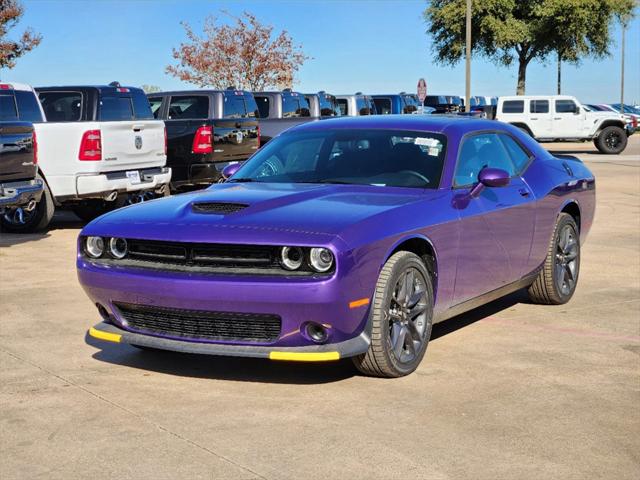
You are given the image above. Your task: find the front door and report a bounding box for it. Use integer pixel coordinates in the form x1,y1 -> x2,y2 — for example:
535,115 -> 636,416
451,132 -> 536,305
552,99 -> 584,137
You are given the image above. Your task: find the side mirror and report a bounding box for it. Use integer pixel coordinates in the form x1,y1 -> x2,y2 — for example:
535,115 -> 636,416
221,162 -> 243,180
469,167 -> 510,197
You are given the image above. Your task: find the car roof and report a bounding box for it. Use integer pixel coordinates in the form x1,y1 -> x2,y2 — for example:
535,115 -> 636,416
148,89 -> 252,96
36,85 -> 144,93
0,82 -> 35,91
286,114 -> 496,135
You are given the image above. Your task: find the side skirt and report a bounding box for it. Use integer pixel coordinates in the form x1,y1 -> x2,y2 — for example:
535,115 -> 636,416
433,271 -> 539,324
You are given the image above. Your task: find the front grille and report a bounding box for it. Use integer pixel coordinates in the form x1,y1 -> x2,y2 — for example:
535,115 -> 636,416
192,202 -> 248,214
127,240 -> 276,268
115,302 -> 281,343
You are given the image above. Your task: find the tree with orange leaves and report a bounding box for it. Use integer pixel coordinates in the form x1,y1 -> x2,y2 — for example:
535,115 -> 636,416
0,0 -> 41,69
167,11 -> 309,90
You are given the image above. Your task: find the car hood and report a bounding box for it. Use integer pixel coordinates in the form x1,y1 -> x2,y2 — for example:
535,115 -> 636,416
83,182 -> 434,247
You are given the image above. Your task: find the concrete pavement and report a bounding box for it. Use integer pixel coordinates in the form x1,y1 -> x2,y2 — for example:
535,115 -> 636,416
1,137 -> 639,480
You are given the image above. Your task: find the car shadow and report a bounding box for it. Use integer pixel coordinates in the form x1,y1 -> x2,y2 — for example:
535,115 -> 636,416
0,211 -> 84,247
87,290 -> 531,384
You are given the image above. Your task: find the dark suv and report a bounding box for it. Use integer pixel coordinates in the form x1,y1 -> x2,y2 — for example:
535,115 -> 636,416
148,89 -> 260,190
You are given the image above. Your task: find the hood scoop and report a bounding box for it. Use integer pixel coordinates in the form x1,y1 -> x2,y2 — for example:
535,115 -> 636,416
191,202 -> 249,215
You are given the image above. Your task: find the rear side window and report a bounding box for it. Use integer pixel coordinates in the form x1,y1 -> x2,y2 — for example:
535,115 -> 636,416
39,91 -> 82,122
167,96 -> 209,120
15,90 -> 43,122
99,96 -> 133,121
148,97 -> 163,119
356,97 -> 374,115
502,100 -> 524,114
337,99 -> 348,115
223,93 -> 247,118
403,95 -> 419,113
0,93 -> 18,120
454,133 -> 516,187
556,99 -> 577,114
279,94 -> 310,117
131,91 -> 154,120
424,96 -> 443,106
530,100 -> 549,114
244,95 -> 258,118
319,94 -> 339,116
373,98 -> 392,115
255,96 -> 270,118
499,134 -> 531,172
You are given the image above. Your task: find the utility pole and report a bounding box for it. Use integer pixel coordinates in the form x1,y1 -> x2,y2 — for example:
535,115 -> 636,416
620,23 -> 625,114
465,0 -> 471,112
557,52 -> 561,95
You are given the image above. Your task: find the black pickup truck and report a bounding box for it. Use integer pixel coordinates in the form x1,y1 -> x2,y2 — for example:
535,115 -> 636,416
0,89 -> 44,229
148,89 -> 260,191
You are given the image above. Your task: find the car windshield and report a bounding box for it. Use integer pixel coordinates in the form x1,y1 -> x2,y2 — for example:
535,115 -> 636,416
230,129 -> 447,189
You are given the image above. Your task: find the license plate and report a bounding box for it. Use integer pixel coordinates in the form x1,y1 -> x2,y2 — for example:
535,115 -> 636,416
126,171 -> 141,184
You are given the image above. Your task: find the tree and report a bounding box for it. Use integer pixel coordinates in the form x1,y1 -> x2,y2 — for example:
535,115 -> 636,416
424,0 -> 635,95
167,11 -> 309,90
0,0 -> 41,69
141,84 -> 161,93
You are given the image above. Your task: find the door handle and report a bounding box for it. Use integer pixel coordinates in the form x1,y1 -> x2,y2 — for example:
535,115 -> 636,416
553,117 -> 561,120
132,124 -> 145,132
530,117 -> 538,120
518,188 -> 530,197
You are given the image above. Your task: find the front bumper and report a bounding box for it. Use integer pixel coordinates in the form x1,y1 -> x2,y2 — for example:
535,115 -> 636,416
78,253 -> 374,357
88,321 -> 369,361
0,178 -> 44,208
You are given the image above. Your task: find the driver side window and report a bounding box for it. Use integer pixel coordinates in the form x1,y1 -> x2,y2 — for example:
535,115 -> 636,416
454,133 -> 517,187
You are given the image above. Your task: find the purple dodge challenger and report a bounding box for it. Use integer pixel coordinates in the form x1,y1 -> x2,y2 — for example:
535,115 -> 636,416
79,116 -> 595,377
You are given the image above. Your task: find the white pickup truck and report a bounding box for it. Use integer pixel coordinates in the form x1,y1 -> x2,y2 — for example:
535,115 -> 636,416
496,95 -> 630,154
0,83 -> 170,232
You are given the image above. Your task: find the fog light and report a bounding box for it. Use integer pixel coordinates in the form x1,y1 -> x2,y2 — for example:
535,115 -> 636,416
109,237 -> 128,259
305,322 -> 328,344
309,247 -> 334,272
85,236 -> 104,258
281,246 -> 303,270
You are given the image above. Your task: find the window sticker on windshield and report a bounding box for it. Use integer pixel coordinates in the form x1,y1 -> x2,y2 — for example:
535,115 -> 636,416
414,137 -> 439,147
428,146 -> 441,156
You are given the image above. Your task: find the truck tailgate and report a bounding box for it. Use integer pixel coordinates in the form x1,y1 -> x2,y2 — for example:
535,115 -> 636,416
101,120 -> 166,170
212,118 -> 259,161
0,121 -> 37,182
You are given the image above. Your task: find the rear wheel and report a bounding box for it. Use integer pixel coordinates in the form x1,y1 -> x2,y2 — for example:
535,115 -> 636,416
528,213 -> 580,305
0,176 -> 54,233
352,251 -> 433,378
595,126 -> 627,154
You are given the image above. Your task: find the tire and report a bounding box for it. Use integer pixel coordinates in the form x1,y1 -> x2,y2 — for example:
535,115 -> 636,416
72,199 -> 115,223
0,175 -> 54,233
352,251 -> 434,378
595,126 -> 627,154
528,213 -> 580,305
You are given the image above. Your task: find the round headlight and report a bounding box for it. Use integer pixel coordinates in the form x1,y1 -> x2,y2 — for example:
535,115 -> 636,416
109,237 -> 128,259
85,236 -> 104,258
309,247 -> 334,272
281,246 -> 303,270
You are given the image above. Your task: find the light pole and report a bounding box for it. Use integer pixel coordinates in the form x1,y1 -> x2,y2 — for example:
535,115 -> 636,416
465,0 -> 472,112
620,22 -> 625,114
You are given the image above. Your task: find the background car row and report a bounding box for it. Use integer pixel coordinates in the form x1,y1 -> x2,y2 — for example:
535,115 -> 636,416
0,80 -> 636,234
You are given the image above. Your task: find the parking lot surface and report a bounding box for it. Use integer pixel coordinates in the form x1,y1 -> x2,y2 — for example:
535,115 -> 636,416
1,137 -> 639,480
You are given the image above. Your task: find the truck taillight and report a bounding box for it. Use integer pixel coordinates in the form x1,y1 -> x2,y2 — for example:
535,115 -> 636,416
0,84 -> 13,90
257,125 -> 261,148
192,126 -> 213,154
79,130 -> 102,161
32,130 -> 38,165
633,117 -> 638,129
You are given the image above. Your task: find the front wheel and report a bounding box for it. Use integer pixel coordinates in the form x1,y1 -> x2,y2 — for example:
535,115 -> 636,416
352,251 -> 434,378
595,126 -> 627,154
528,213 -> 580,305
0,175 -> 54,233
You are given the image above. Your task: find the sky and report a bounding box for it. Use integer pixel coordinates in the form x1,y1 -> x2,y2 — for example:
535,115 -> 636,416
3,0 -> 640,104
